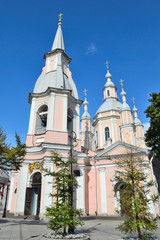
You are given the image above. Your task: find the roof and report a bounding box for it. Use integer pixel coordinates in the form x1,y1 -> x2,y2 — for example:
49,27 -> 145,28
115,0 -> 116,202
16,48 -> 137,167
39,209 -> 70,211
51,22 -> 64,51
33,71 -> 78,99
96,98 -> 122,114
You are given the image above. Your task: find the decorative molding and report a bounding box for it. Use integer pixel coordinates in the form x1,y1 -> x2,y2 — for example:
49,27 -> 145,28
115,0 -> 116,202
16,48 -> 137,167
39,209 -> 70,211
28,161 -> 43,174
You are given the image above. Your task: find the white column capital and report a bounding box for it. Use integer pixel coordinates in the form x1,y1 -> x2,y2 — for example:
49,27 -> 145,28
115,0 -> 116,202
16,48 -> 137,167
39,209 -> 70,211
99,167 -> 106,172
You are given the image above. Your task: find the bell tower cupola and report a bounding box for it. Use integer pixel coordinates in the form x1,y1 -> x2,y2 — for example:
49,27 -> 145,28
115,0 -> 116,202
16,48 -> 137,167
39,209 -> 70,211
103,62 -> 118,100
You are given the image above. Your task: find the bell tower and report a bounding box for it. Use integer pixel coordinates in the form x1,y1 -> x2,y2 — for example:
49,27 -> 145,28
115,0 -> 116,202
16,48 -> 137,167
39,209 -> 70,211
9,15 -> 82,217
26,15 -> 82,148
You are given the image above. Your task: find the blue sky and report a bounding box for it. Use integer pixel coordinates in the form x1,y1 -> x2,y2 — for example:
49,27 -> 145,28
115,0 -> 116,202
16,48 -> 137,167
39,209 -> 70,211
0,0 -> 160,145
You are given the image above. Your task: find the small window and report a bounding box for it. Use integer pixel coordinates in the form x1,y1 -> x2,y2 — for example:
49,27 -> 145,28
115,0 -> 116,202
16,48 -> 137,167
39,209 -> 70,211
105,127 -> 110,142
96,131 -> 98,148
107,90 -> 110,96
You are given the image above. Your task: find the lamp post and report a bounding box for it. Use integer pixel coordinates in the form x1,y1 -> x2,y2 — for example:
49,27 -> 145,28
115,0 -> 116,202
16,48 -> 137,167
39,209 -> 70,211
2,180 -> 10,218
68,130 -> 78,234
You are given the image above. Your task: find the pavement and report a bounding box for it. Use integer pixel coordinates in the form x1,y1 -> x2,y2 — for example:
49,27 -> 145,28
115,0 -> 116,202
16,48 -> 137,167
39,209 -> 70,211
0,217 -> 160,240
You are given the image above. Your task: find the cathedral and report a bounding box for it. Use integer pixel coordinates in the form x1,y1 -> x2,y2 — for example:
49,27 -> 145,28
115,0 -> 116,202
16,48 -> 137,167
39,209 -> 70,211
7,16 -> 158,218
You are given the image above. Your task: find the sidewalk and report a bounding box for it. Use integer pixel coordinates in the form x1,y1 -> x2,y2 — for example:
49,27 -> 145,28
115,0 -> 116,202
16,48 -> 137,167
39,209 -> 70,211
0,217 -> 160,240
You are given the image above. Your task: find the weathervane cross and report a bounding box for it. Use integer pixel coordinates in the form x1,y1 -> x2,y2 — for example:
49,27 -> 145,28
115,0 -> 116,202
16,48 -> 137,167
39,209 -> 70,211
83,89 -> 88,98
132,97 -> 136,105
105,61 -> 109,70
119,79 -> 124,88
58,13 -> 63,22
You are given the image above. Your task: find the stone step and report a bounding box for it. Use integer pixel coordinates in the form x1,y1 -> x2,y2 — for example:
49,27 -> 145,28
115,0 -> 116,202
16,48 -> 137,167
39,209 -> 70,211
5,213 -> 40,220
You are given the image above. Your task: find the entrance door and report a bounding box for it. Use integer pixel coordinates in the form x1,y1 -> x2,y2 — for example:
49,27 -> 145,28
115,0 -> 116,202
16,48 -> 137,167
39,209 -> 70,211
30,188 -> 38,215
25,188 -> 32,215
25,172 -> 41,216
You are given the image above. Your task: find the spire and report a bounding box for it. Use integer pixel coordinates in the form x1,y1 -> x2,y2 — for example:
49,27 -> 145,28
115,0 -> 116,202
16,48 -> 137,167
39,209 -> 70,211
120,79 -> 126,103
51,13 -> 65,51
83,89 -> 88,112
120,79 -> 130,111
81,89 -> 91,120
132,98 -> 142,125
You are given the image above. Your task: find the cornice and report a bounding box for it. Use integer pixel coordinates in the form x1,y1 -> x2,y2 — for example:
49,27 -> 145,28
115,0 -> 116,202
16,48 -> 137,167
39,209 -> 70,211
28,87 -> 83,105
43,49 -> 72,63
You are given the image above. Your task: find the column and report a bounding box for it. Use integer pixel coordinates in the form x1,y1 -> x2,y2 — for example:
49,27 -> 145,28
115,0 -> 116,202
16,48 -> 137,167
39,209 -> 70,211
99,167 -> 107,214
47,93 -> 55,130
63,95 -> 68,131
16,164 -> 28,214
28,97 -> 36,134
7,173 -> 15,211
43,162 -> 53,212
75,104 -> 80,139
76,167 -> 85,212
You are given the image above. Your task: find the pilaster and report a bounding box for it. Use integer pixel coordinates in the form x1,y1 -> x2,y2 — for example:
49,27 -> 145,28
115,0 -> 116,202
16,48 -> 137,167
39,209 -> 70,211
99,167 -> 107,214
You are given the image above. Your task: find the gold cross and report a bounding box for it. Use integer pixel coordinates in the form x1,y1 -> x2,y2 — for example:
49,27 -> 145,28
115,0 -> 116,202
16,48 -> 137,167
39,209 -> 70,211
58,13 -> 63,22
119,79 -> 124,88
132,97 -> 136,105
83,89 -> 88,98
105,61 -> 109,70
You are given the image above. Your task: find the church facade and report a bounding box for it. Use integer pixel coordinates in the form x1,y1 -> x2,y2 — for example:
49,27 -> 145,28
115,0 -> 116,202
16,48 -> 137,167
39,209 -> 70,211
7,17 -> 159,218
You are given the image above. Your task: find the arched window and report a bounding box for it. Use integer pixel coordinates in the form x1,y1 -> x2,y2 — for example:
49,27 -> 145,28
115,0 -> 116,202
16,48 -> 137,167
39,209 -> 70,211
107,90 -> 110,96
105,127 -> 110,142
36,105 -> 48,134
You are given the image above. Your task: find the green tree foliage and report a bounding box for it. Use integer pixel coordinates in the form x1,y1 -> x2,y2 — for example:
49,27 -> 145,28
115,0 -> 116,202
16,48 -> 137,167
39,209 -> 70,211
0,127 -> 26,171
115,152 -> 158,239
45,152 -> 83,237
144,92 -> 160,159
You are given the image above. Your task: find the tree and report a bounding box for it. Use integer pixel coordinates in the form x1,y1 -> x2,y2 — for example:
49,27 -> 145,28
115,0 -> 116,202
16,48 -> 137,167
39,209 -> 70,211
114,152 -> 158,239
44,152 -> 83,237
144,92 -> 160,160
0,127 -> 26,171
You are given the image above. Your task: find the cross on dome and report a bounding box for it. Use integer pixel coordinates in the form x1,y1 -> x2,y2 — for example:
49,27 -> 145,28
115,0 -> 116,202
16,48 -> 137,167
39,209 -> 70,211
83,89 -> 88,98
58,13 -> 63,23
119,79 -> 124,88
132,97 -> 136,105
105,61 -> 109,70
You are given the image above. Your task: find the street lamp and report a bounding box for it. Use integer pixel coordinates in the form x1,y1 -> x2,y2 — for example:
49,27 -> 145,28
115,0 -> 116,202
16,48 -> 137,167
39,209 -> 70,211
68,130 -> 77,234
2,180 -> 10,218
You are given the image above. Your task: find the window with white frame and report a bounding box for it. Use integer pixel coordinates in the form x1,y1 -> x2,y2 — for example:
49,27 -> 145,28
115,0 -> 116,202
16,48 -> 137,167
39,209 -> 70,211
105,127 -> 110,142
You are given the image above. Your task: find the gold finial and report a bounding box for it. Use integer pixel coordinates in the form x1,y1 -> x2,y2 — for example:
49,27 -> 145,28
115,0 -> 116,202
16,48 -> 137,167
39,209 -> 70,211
119,79 -> 124,88
58,13 -> 63,23
132,97 -> 136,105
105,61 -> 109,70
83,89 -> 88,98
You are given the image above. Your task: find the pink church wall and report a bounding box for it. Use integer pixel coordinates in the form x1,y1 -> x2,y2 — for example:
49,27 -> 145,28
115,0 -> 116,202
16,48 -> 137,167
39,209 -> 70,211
97,170 -> 101,214
106,171 -> 115,215
53,96 -> 63,130
88,169 -> 96,214
10,172 -> 20,213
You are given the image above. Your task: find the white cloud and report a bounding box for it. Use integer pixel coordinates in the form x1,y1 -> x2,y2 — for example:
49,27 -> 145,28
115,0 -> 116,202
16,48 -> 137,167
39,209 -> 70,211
143,122 -> 150,133
86,43 -> 97,55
